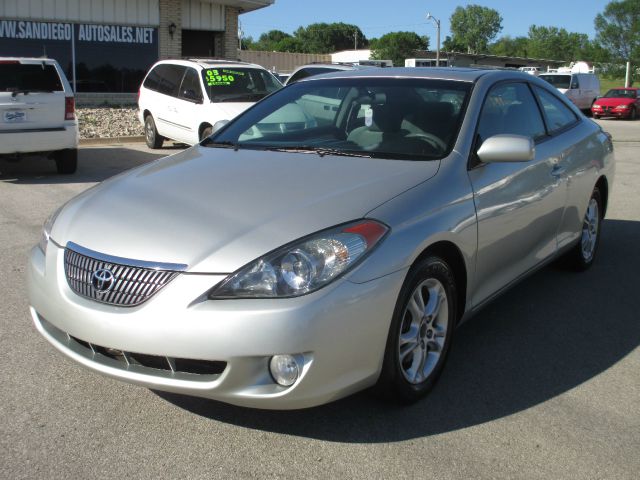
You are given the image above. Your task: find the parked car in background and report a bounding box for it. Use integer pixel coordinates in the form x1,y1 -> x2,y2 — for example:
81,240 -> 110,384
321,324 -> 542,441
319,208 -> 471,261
285,62 -> 372,85
518,66 -> 542,76
29,68 -> 614,409
591,87 -> 640,120
0,57 -> 78,174
539,72 -> 600,111
138,59 -> 282,148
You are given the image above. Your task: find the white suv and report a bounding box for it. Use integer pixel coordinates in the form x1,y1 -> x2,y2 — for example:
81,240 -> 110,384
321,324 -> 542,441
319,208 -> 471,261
138,59 -> 282,148
0,57 -> 79,174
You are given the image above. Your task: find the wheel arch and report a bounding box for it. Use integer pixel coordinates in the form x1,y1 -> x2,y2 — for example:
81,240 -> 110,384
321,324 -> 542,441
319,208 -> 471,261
595,175 -> 609,216
411,240 -> 468,324
143,109 -> 152,120
198,122 -> 213,139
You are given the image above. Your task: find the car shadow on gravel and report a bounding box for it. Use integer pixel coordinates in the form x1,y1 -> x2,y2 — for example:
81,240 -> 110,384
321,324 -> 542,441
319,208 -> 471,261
156,218 -> 640,442
0,146 -> 182,184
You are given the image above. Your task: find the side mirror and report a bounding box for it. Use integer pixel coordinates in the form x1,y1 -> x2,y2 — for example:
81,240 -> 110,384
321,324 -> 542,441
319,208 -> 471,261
570,82 -> 579,89
212,119 -> 229,133
477,134 -> 535,163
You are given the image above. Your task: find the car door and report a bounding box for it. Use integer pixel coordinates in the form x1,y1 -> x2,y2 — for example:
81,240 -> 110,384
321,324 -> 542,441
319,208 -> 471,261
172,67 -> 204,144
468,81 -> 567,306
153,64 -> 187,142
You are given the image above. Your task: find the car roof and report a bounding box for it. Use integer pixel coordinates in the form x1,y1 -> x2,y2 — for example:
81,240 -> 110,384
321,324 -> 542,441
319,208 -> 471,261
155,58 -> 267,70
298,67 -> 509,83
0,57 -> 59,65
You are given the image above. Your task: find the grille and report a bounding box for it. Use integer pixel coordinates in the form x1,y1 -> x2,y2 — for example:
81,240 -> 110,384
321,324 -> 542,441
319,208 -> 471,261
68,334 -> 227,377
64,247 -> 180,307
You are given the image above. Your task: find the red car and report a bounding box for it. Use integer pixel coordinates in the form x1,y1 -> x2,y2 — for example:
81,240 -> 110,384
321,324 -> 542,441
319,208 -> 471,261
591,87 -> 640,119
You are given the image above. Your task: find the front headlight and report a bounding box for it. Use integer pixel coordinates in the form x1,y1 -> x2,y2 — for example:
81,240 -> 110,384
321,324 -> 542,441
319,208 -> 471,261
38,206 -> 63,254
592,104 -> 602,109
209,220 -> 389,299
617,104 -> 630,109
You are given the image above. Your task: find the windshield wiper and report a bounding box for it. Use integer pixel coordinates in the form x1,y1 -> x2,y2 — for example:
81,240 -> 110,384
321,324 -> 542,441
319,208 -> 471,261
210,93 -> 267,103
201,139 -> 239,150
265,146 -> 372,158
9,89 -> 53,97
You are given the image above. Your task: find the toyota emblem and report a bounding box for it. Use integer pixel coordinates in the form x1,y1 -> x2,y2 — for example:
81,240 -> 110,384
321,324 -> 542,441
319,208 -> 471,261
92,268 -> 115,293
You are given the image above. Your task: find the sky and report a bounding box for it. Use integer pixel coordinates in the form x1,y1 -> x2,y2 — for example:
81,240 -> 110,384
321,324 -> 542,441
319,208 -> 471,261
240,0 -> 611,46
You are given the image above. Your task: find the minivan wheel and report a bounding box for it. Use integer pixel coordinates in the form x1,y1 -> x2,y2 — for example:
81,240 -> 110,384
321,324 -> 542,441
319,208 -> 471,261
54,148 -> 78,174
376,256 -> 457,403
561,187 -> 603,271
144,115 -> 164,149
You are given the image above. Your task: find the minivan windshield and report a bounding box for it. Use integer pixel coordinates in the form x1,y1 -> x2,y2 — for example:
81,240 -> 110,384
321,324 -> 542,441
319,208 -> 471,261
539,74 -> 572,89
201,67 -> 281,102
209,78 -> 471,160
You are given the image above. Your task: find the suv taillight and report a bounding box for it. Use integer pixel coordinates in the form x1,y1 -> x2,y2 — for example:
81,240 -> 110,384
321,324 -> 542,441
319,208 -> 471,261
65,97 -> 75,120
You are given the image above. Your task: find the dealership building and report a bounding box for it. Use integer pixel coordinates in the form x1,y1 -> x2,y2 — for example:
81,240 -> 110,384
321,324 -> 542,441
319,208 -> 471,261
0,0 -> 274,93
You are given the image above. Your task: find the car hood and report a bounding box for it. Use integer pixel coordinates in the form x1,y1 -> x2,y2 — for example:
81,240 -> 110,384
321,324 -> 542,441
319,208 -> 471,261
209,102 -> 253,121
52,146 -> 440,273
594,97 -> 635,107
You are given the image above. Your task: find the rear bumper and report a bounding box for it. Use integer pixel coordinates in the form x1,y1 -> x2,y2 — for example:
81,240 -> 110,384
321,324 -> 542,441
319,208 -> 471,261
0,123 -> 78,154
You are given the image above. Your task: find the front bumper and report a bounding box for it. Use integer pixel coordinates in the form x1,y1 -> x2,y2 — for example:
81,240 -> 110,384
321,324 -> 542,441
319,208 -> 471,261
0,123 -> 78,155
592,108 -> 632,118
28,243 -> 406,409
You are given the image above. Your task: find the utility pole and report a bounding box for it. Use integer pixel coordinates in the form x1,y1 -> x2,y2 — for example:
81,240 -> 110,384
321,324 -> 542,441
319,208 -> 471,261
426,13 -> 441,67
353,30 -> 358,50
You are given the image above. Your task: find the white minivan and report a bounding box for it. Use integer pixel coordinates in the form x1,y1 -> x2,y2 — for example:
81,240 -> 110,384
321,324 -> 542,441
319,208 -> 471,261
0,57 -> 79,173
539,72 -> 600,111
138,59 -> 282,148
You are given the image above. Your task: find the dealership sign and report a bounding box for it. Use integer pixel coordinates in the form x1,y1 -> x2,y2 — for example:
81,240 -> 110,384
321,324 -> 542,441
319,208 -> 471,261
0,20 -> 154,44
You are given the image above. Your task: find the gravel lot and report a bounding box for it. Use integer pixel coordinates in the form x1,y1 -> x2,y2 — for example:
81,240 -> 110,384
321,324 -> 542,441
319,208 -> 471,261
0,119 -> 638,479
77,107 -> 142,139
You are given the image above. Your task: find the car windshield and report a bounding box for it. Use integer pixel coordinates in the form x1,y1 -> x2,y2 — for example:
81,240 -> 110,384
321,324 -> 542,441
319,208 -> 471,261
603,89 -> 637,98
0,62 -> 63,93
539,75 -> 572,89
209,78 -> 472,160
201,67 -> 281,102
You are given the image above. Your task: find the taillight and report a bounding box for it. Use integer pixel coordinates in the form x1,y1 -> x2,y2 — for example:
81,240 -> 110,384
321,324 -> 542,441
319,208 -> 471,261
65,97 -> 75,120
137,88 -> 141,104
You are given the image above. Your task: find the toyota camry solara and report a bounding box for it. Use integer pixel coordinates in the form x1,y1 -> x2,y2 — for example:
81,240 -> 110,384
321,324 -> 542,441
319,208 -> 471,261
28,68 -> 615,409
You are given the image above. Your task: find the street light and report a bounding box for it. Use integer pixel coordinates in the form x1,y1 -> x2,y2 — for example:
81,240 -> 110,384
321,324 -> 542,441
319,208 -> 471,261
426,13 -> 441,67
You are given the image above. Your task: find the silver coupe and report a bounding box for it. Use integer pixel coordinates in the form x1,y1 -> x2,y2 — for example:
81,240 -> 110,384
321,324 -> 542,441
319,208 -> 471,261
28,68 -> 615,409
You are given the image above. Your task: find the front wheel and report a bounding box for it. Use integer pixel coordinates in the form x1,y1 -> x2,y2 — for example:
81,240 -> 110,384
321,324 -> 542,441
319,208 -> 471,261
376,256 -> 457,403
144,115 -> 164,149
561,187 -> 603,271
629,107 -> 637,120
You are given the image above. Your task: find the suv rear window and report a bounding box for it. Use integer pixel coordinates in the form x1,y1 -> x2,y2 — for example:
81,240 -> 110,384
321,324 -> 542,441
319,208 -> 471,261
200,67 -> 281,102
0,63 -> 63,92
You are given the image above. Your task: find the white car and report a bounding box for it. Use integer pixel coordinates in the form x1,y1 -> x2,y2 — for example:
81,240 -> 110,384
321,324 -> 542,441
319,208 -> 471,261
0,57 -> 79,174
138,59 -> 282,148
539,72 -> 601,111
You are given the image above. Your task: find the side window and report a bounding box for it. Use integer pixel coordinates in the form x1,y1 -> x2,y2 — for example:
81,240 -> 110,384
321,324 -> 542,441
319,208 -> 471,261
179,68 -> 203,102
153,64 -> 186,97
477,82 -> 546,144
533,86 -> 578,133
143,66 -> 161,92
288,69 -> 311,84
570,75 -> 580,89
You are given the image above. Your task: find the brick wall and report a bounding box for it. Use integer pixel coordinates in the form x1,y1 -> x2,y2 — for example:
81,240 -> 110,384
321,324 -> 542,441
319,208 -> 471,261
223,6 -> 240,60
159,0 -> 182,59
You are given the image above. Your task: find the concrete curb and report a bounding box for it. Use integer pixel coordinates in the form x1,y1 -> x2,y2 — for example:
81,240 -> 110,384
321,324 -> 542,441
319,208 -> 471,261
80,136 -> 145,146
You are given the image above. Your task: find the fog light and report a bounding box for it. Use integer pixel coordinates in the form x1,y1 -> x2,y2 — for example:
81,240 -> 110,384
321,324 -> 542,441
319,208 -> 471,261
269,354 -> 300,387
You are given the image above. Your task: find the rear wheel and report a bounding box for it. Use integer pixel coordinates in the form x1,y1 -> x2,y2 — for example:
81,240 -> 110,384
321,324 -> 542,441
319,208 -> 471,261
376,256 -> 457,403
54,148 -> 77,174
144,115 -> 164,149
561,187 -> 603,271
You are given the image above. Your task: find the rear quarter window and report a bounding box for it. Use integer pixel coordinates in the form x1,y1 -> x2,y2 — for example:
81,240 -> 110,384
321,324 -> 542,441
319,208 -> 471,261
143,64 -> 186,97
0,63 -> 63,92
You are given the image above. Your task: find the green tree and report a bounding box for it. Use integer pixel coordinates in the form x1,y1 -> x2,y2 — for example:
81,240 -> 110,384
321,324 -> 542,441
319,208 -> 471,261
595,0 -> 640,63
253,30 -> 293,51
442,35 -> 465,52
449,5 -> 502,54
527,25 -> 591,60
370,31 -> 427,67
489,36 -> 529,57
293,23 -> 368,53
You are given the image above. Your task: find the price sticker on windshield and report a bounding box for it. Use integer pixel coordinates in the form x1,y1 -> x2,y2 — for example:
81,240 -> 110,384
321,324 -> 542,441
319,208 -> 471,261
205,69 -> 244,86
364,107 -> 373,127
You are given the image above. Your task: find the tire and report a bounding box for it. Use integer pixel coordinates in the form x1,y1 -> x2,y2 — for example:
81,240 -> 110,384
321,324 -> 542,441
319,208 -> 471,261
375,256 -> 457,403
593,115 -> 601,120
200,125 -> 213,142
54,148 -> 78,174
629,107 -> 637,121
561,187 -> 603,271
144,115 -> 164,149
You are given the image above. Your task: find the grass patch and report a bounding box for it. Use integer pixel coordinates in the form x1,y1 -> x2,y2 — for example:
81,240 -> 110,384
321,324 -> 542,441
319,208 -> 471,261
599,77 -> 628,95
